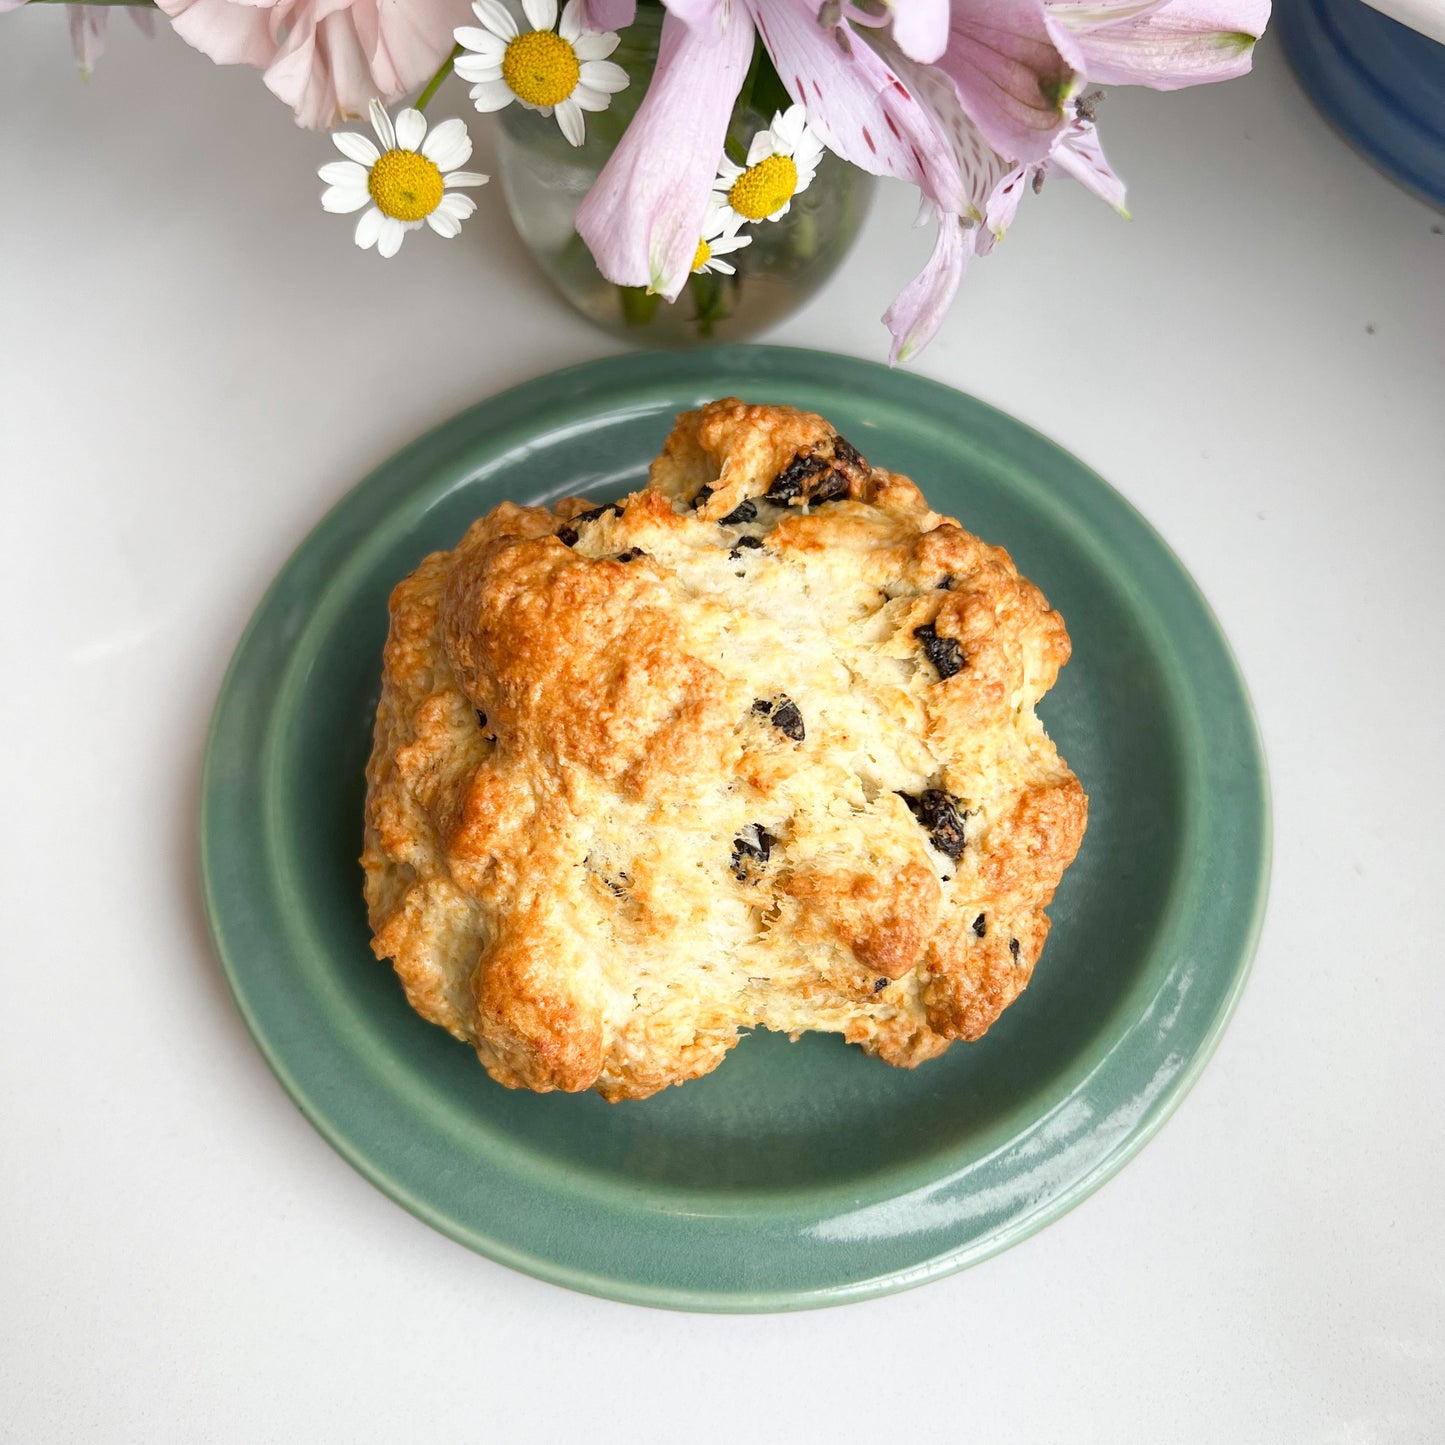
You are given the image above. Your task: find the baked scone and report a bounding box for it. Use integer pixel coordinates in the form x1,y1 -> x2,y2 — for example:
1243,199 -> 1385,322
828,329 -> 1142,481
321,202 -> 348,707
362,399 -> 1086,1101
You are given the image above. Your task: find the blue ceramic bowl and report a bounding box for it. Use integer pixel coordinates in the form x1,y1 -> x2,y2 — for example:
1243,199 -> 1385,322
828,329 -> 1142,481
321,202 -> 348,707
1279,0 -> 1445,205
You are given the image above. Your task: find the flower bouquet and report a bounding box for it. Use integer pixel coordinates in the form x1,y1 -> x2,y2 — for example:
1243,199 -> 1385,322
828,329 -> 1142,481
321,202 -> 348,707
9,0 -> 1269,358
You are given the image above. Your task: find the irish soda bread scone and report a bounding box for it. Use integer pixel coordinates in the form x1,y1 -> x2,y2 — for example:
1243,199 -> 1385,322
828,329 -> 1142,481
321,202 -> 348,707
362,399 -> 1086,1101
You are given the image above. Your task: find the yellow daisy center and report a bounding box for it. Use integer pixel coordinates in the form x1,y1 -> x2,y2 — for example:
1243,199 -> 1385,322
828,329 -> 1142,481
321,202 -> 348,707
502,30 -> 581,108
692,239 -> 711,272
727,153 -> 799,221
367,150 -> 444,222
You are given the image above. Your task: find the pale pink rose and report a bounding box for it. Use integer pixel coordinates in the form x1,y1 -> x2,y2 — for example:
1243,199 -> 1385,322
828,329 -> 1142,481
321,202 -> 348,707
154,0 -> 473,129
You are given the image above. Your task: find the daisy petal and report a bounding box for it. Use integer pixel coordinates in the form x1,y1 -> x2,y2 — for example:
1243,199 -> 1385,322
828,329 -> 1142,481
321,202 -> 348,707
795,132 -> 825,168
578,58 -> 629,92
455,55 -> 505,83
469,78 -> 516,111
427,209 -> 463,237
745,130 -> 774,165
322,184 -> 371,213
775,104 -> 806,147
368,99 -> 396,151
522,0 -> 558,30
444,170 -> 490,188
439,192 -> 479,219
333,131 -> 380,166
354,206 -> 384,249
572,84 -> 611,112
471,0 -> 518,39
318,160 -> 368,187
709,258 -> 735,274
394,108 -> 427,152
558,0 -> 583,40
572,31 -> 619,59
421,117 -> 473,169
377,215 -> 407,258
453,26 -> 506,58
555,96 -> 586,146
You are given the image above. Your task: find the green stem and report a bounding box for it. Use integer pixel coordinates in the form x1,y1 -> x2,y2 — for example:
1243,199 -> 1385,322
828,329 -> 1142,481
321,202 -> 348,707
414,44 -> 461,113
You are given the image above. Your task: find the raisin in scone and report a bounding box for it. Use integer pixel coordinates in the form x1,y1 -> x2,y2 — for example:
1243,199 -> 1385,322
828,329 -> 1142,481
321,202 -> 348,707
362,399 -> 1086,1101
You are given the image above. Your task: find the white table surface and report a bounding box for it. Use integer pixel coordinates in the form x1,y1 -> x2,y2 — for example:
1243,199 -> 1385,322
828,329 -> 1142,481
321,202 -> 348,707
3,13 -> 1443,1442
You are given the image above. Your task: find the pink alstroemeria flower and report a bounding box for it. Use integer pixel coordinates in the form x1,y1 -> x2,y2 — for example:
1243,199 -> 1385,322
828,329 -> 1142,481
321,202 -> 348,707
155,0 -> 471,129
581,0 -> 1268,358
881,0 -> 1267,358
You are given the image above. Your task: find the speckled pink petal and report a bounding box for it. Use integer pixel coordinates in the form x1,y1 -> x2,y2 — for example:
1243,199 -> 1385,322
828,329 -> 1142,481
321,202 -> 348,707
746,0 -> 963,211
1046,118 -> 1129,212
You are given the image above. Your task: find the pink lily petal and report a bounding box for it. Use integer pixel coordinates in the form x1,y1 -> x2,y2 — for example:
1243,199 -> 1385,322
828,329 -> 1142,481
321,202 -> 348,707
1047,0 -> 1171,29
662,0 -> 723,24
979,164 -> 1029,247
576,3 -> 752,299
936,0 -> 1081,165
1057,0 -> 1269,88
577,0 -> 635,26
747,0 -> 964,212
863,29 -> 1016,219
883,207 -> 975,364
1045,117 -> 1129,212
889,0 -> 950,62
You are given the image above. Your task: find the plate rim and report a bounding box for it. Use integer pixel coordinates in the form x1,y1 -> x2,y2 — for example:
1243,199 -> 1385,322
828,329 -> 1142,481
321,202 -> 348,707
199,344 -> 1271,1312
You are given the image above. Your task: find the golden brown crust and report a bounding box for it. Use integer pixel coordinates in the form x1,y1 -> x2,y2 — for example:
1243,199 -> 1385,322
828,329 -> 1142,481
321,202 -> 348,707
362,399 -> 1087,1099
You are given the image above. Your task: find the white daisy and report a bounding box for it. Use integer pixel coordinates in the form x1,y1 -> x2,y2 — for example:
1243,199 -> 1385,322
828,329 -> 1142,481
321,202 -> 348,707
691,208 -> 751,277
712,104 -> 825,226
319,101 -> 488,258
454,0 -> 629,148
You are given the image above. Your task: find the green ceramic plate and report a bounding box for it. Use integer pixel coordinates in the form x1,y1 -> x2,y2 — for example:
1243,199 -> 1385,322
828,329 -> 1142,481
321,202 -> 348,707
201,346 -> 1269,1311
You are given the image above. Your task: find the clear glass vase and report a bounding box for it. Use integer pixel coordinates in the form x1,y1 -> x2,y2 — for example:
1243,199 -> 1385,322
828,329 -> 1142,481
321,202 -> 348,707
493,7 -> 875,346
